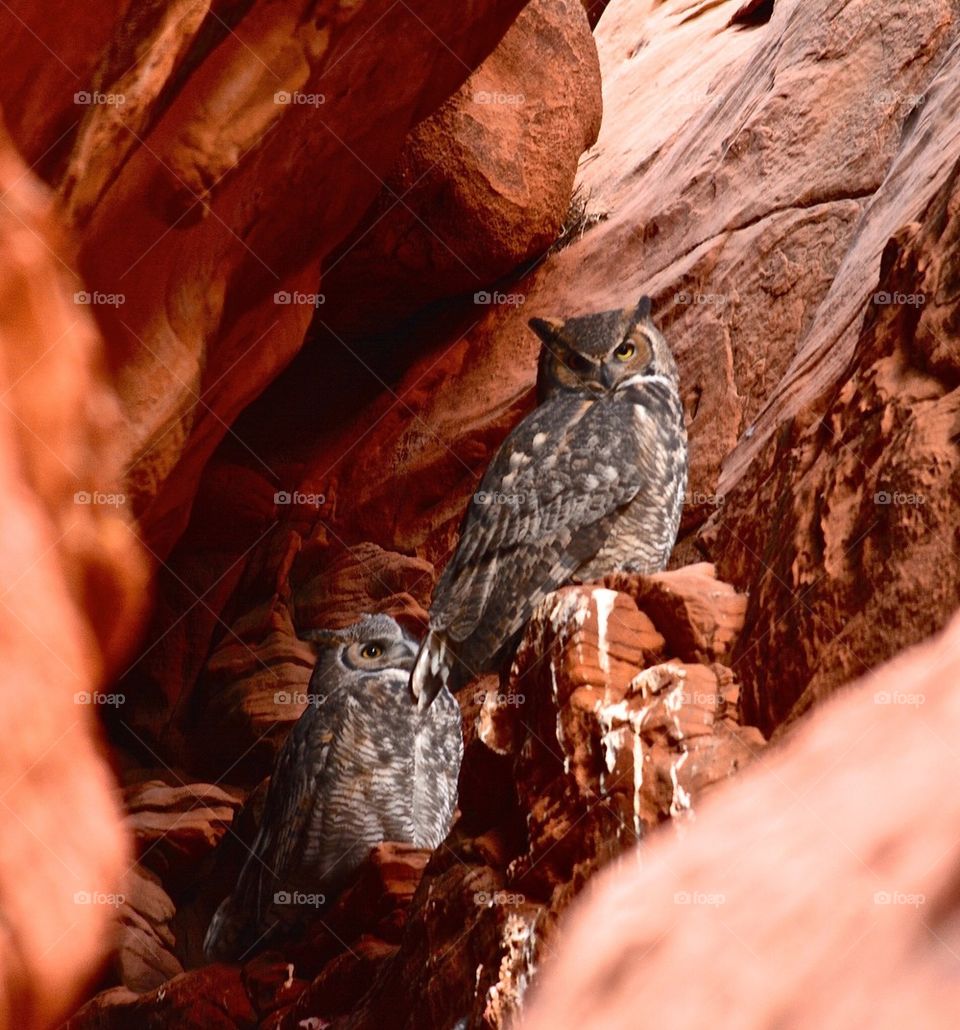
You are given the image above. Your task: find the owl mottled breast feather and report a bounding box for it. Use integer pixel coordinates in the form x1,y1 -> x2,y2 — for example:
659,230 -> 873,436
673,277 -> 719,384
412,296 -> 688,703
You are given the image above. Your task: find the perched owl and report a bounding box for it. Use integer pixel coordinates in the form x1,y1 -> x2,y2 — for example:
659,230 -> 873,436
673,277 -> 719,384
204,614 -> 462,962
411,296 -> 687,706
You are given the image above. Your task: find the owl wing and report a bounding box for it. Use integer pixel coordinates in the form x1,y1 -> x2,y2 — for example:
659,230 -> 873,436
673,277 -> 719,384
223,698 -> 336,948
431,393 -> 647,645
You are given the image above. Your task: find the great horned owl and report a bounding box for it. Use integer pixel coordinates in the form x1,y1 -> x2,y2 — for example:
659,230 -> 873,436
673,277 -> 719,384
411,296 -> 687,705
204,614 -> 462,962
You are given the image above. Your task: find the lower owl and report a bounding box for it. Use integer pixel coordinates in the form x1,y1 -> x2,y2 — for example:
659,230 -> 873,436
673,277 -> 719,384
204,614 -> 462,962
411,295 -> 688,706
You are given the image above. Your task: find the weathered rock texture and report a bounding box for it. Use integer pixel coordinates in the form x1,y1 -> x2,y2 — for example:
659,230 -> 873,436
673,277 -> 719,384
112,0 -> 603,773
150,0 -> 960,727
123,0 -> 960,1021
0,130 -> 147,1026
0,1 -> 604,1023
523,609 -> 960,1030
711,126 -> 960,734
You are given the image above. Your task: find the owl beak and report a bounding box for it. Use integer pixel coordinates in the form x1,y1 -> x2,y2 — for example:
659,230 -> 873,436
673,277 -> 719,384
600,363 -> 618,390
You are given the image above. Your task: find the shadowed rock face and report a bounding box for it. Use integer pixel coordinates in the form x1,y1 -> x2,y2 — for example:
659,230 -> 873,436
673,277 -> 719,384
0,1 -> 594,1023
3,0 -> 960,1026
711,159 -> 960,735
136,0 -> 960,766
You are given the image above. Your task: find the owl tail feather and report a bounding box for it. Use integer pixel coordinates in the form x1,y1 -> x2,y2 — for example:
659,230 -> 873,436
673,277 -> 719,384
411,630 -> 478,709
203,892 -> 260,964
411,630 -> 448,711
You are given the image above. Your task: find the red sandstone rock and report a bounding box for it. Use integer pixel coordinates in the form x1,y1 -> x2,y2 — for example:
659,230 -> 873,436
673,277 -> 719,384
114,865 -> 183,993
503,580 -> 762,897
72,562 -> 759,1025
174,0 -> 960,753
207,0 -> 960,585
707,149 -> 960,734
0,0 -> 537,557
295,573 -> 761,1027
603,562 -> 748,663
67,963 -> 257,1029
320,0 -> 602,340
123,780 -> 243,882
6,0 -> 960,1027
0,127 -> 147,1026
522,611 -> 960,1030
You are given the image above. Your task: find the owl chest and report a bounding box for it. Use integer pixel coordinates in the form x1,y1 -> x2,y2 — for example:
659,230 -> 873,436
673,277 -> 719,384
302,703 -> 418,883
576,404 -> 686,577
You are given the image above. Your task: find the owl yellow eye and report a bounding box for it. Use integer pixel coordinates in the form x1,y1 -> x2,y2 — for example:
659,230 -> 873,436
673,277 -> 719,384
614,341 -> 636,361
360,643 -> 383,659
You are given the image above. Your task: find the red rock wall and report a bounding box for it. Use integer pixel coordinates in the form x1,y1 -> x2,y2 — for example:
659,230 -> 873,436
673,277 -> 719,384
0,0 -> 538,557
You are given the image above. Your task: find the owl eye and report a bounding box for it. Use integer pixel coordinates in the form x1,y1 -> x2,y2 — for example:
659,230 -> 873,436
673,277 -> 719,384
360,643 -> 383,659
614,341 -> 636,361
565,352 -> 591,374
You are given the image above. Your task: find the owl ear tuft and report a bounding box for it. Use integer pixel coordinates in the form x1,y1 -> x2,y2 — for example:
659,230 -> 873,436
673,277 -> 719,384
632,295 -> 653,325
300,627 -> 347,648
528,316 -> 563,343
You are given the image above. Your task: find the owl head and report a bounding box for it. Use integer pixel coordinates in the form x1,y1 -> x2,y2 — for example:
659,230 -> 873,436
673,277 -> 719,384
529,296 -> 677,402
302,614 -> 420,685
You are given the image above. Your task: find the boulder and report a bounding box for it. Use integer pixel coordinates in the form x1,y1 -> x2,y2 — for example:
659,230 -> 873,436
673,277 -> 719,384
319,0 -> 602,339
